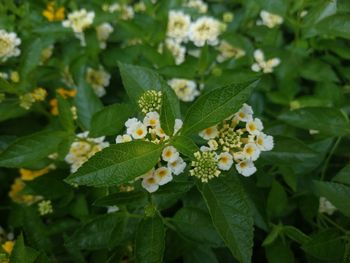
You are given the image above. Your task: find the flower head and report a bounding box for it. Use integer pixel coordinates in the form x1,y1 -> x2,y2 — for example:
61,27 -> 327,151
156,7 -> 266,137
43,1 -> 65,22
246,118 -> 263,135
96,23 -> 113,49
165,38 -> 186,65
168,78 -> 199,102
216,41 -> 245,62
168,157 -> 187,175
189,16 -> 222,47
86,67 -> 110,97
38,200 -> 53,216
167,11 -> 191,42
235,160 -> 257,177
162,146 -> 180,163
143,111 -> 160,127
217,152 -> 233,171
251,49 -> 280,73
154,167 -> 173,185
62,9 -> 95,33
199,125 -> 219,140
258,10 -> 283,28
190,150 -> 221,182
0,30 -> 21,61
141,170 -> 160,193
138,90 -> 162,114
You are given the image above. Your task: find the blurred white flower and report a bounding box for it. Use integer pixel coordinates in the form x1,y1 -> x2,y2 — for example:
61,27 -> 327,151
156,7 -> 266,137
167,78 -> 199,102
185,0 -> 208,13
319,197 -> 337,215
216,41 -> 245,62
235,103 -> 254,122
0,29 -> 21,61
167,10 -> 191,43
257,10 -> 283,28
251,49 -> 280,73
165,38 -> 186,65
246,118 -> 263,135
189,16 -> 222,47
86,67 -> 110,97
96,23 -> 113,49
255,133 -> 274,151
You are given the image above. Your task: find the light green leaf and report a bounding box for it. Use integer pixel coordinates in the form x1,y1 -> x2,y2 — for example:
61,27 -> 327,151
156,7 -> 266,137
90,103 -> 135,137
197,176 -> 254,263
9,234 -> 39,263
313,180 -> 350,217
65,141 -> 163,187
135,214 -> 165,263
0,100 -> 27,122
160,91 -> 175,136
0,130 -> 66,168
181,81 -> 258,135
171,135 -> 199,158
283,226 -> 310,245
315,14 -> 350,39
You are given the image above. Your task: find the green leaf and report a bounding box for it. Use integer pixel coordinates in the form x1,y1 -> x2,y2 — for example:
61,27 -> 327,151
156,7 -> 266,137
57,95 -> 75,132
181,80 -> 258,135
171,135 -> 199,158
266,180 -> 288,218
283,226 -> 310,245
315,14 -> 350,39
332,164 -> 350,185
313,180 -> 350,217
135,214 -> 165,263
94,191 -> 147,207
265,239 -> 295,263
262,224 -> 283,246
10,234 -> 39,263
302,229 -> 345,261
90,103 -> 135,137
118,62 -> 162,103
65,140 -> 163,187
197,176 -> 254,263
0,100 -> 27,122
172,207 -> 223,247
183,245 -> 218,263
71,57 -> 103,130
259,136 -> 318,166
160,91 -> 175,136
65,213 -> 125,250
0,130 -> 66,168
279,107 -> 350,136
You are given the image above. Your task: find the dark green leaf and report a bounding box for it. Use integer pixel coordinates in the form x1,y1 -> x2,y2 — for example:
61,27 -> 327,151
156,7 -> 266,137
94,191 -> 146,207
160,92 -> 175,136
90,103 -> 135,137
135,214 -> 165,263
197,176 -> 254,263
332,164 -> 350,185
171,135 -> 199,158
9,234 -> 39,263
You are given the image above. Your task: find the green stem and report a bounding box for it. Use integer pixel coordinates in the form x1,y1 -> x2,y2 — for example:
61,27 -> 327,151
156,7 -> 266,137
320,137 -> 341,181
320,214 -> 348,233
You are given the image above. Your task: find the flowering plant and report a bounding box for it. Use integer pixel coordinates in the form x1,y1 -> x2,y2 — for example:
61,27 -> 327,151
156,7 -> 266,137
0,1 -> 350,263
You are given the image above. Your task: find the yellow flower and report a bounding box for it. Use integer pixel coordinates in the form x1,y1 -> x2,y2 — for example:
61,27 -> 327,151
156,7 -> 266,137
49,98 -> 59,116
8,178 -> 39,204
57,87 -> 77,98
19,167 -> 50,181
2,241 -> 14,255
43,1 -> 65,22
31,88 -> 47,102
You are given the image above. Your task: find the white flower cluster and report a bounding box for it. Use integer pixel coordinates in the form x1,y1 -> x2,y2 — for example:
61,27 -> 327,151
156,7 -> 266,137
257,10 -> 283,28
38,200 -> 53,216
185,0 -> 208,13
62,9 -> 95,46
65,132 -> 109,173
216,40 -> 246,63
164,9 -> 223,64
86,66 -> 111,97
104,3 -> 134,20
0,29 -> 21,62
167,78 -> 200,102
96,23 -> 114,49
116,112 -> 186,193
251,49 -> 280,73
191,104 -> 273,181
319,197 -> 337,215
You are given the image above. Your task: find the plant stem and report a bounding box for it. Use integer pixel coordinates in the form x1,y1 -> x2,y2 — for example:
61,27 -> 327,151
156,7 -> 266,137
320,137 -> 341,181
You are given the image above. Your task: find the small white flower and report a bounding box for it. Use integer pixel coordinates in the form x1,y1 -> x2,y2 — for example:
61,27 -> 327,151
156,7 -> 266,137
255,133 -> 274,151
0,30 -> 21,61
258,10 -> 283,28
242,143 -> 260,161
189,16 -> 222,47
125,118 -> 139,128
235,103 -> 254,122
155,126 -> 169,139
185,0 -> 208,13
107,205 -> 119,213
154,167 -> 173,185
208,139 -> 218,150
251,49 -> 280,73
235,160 -> 257,177
174,119 -> 183,134
168,78 -> 200,102
319,197 -> 337,215
168,157 -> 187,175
246,118 -> 263,135
165,38 -> 186,65
162,146 -> 180,163
167,10 -> 191,42
200,146 -> 211,152
217,152 -> 233,171
115,134 -> 133,144
143,111 -> 160,127
141,172 -> 160,193
96,23 -> 113,49
216,41 -> 246,62
62,9 -> 95,33
199,125 -> 219,140
128,122 -> 148,139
